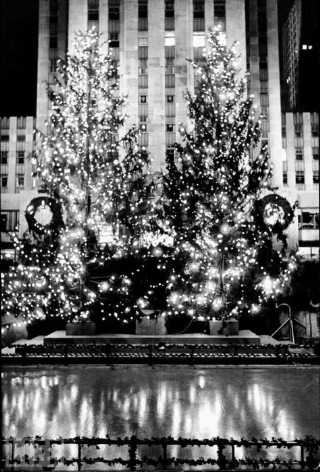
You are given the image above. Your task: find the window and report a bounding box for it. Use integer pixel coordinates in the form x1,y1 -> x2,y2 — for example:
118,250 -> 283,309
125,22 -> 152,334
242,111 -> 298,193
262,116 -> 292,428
16,151 -> 25,164
138,47 -> 148,89
1,151 -> 8,165
165,47 -> 175,88
313,170 -> 319,184
138,0 -> 148,30
311,113 -> 319,137
295,149 -> 303,160
15,174 -> 25,192
1,175 -> 8,192
165,0 -> 174,30
166,124 -> 175,132
139,96 -> 148,118
194,0 -> 205,31
296,170 -> 305,184
139,123 -> 147,132
166,147 -> 175,160
214,0 -> 226,30
109,33 -> 119,48
294,113 -> 303,137
0,211 -> 19,231
17,117 -> 26,129
300,211 -> 319,229
1,117 -> 9,129
282,161 -> 288,186
260,81 -> 268,93
312,147 -> 319,160
88,0 -> 99,21
1,135 -> 9,143
109,0 -> 119,20
166,96 -> 175,117
50,36 -> 58,49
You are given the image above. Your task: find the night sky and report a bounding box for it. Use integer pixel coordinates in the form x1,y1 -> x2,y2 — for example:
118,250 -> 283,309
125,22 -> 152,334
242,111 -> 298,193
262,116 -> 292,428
0,0 -> 39,117
0,0 -> 319,117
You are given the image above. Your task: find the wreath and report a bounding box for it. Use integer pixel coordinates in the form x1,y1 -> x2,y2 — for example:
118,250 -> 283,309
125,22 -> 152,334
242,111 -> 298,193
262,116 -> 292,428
25,196 -> 64,236
254,194 -> 295,247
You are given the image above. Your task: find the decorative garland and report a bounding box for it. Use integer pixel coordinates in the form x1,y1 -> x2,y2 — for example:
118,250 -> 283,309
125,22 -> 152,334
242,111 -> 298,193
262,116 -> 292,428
4,435 -> 320,469
25,196 -> 64,236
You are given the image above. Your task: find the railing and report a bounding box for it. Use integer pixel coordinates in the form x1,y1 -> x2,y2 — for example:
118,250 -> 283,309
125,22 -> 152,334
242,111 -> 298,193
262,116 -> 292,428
2,435 -> 320,470
2,342 -> 319,365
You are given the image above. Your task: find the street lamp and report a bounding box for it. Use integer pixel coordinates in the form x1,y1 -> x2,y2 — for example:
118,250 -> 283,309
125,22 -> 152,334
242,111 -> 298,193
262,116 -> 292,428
271,303 -> 306,344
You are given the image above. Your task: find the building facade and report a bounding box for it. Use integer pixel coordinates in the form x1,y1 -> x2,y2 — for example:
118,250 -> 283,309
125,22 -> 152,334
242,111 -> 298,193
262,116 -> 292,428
0,0 -> 319,258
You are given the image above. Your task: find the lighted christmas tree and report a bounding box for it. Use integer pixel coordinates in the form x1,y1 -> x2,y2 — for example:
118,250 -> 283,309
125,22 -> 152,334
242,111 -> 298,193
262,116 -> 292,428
159,27 -> 296,321
1,29 -> 153,326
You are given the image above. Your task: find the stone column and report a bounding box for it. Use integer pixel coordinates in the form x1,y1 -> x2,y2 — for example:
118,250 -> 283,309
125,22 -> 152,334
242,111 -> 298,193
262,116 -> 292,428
267,0 -> 283,189
148,0 -> 165,169
120,0 -> 138,135
68,0 -> 88,52
226,0 -> 246,75
175,0 -> 193,135
36,0 -> 50,132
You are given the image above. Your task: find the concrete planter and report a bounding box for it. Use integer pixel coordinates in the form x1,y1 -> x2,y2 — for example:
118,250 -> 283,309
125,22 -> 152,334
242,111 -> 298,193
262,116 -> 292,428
66,322 -> 96,336
209,319 -> 239,336
135,314 -> 167,335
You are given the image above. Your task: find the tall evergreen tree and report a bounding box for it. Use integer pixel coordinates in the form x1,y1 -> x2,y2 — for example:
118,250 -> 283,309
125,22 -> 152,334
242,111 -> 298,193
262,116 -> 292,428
158,27 -> 295,320
1,29 -> 152,325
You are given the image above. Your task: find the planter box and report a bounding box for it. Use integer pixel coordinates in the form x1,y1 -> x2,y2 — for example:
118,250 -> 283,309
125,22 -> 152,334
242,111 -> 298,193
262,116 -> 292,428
135,314 -> 167,335
209,319 -> 239,336
66,322 -> 96,336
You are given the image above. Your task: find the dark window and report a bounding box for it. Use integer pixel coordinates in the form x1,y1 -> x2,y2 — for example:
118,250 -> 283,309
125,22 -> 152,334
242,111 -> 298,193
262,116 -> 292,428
140,95 -> 147,103
166,124 -> 175,132
165,0 -> 174,17
165,0 -> 174,29
295,149 -> 303,160
0,214 -> 7,231
138,0 -> 148,30
166,148 -> 175,160
194,0 -> 204,18
312,147 -> 319,160
1,151 -> 8,164
1,175 -> 8,187
296,171 -> 305,184
16,151 -> 25,164
138,0 -> 148,17
109,0 -> 120,20
88,0 -> 99,20
214,0 -> 225,17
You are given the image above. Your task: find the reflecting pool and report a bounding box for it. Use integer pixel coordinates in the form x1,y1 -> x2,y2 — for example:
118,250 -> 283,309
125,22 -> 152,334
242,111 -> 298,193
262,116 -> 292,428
3,365 -> 319,439
2,365 -> 320,469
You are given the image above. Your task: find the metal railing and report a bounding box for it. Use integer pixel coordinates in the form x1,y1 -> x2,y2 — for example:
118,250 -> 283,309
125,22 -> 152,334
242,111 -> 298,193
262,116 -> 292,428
2,435 -> 320,470
2,342 -> 319,365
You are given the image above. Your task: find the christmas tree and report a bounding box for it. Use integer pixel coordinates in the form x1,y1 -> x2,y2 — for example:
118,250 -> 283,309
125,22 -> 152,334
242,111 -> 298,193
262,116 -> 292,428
1,29 -> 153,326
158,27 -> 296,322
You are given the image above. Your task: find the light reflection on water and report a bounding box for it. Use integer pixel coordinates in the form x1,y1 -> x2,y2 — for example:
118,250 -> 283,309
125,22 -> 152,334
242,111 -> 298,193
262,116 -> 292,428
2,366 -> 320,467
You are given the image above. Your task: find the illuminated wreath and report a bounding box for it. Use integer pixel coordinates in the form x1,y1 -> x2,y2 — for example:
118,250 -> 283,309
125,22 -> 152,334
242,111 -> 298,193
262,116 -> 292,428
25,196 -> 64,236
254,194 -> 295,236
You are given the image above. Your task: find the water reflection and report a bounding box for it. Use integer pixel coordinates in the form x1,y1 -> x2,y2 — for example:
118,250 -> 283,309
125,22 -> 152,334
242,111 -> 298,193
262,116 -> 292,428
2,367 -> 319,442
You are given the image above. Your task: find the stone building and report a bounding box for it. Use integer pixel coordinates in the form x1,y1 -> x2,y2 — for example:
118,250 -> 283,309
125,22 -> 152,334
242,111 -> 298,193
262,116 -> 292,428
0,0 -> 319,258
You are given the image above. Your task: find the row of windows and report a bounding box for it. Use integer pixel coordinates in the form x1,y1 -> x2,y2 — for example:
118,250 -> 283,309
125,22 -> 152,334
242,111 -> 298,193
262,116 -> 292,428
84,0 -> 226,33
0,151 -> 26,165
282,170 -> 319,186
0,174 -> 26,193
